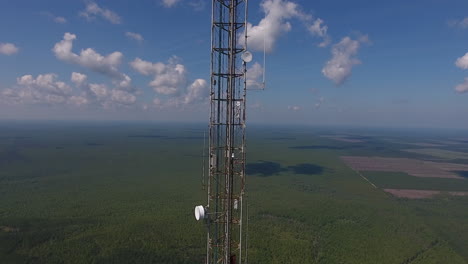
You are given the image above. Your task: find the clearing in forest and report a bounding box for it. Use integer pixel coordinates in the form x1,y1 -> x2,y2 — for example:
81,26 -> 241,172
341,156 -> 468,179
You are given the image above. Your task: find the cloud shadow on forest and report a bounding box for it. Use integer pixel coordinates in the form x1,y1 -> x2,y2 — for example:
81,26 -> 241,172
246,160 -> 325,177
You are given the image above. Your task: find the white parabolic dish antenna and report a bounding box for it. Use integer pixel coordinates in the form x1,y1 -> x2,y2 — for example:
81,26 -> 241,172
241,51 -> 253,63
194,205 -> 205,221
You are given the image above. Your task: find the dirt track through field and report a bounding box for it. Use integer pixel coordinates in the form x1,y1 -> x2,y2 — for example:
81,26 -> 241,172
341,156 -> 468,179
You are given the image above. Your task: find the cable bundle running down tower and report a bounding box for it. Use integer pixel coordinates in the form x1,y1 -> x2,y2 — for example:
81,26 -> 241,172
194,0 -> 250,263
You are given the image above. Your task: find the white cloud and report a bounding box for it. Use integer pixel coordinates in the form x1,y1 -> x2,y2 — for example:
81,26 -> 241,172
161,0 -> 182,7
246,62 -> 264,89
17,74 -> 72,95
1,73 -> 74,105
129,58 -> 165,75
70,72 -> 138,108
245,0 -> 309,53
131,56 -> 208,108
130,56 -> 186,95
54,16 -> 67,23
125,32 -> 144,42
41,12 -> 67,24
70,72 -> 106,99
71,71 -> 139,108
71,72 -> 88,86
79,2 -> 121,24
53,33 -> 132,90
0,43 -> 19,55
449,17 -> 468,29
68,95 -> 88,106
89,83 -> 109,98
308,18 -> 331,47
153,97 -> 162,106
244,0 -> 330,52
1,71 -> 140,109
455,52 -> 468,69
189,0 -> 206,11
314,97 -> 325,109
322,35 -> 369,85
111,90 -> 136,105
183,79 -> 208,104
455,78 -> 468,93
288,105 -> 301,111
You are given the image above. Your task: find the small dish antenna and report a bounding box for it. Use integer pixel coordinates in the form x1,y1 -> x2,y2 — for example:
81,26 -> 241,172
194,205 -> 206,221
241,51 -> 253,63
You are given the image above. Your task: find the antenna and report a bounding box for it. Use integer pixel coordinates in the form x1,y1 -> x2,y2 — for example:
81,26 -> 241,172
241,51 -> 253,63
194,1 -> 252,263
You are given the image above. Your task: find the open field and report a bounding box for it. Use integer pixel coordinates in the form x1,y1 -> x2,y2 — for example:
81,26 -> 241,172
0,122 -> 468,263
363,171 -> 468,192
341,156 -> 468,179
402,148 -> 468,160
383,189 -> 468,199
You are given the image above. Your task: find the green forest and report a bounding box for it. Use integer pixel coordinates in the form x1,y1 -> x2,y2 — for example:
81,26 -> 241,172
0,122 -> 467,263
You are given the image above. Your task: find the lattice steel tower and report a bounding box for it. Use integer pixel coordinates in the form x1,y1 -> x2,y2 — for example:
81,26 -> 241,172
194,0 -> 250,263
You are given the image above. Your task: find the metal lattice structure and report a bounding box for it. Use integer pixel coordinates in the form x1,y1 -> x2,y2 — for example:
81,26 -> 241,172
204,0 -> 249,263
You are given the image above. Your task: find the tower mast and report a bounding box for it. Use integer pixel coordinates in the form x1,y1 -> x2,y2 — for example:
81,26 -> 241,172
195,1 -> 249,263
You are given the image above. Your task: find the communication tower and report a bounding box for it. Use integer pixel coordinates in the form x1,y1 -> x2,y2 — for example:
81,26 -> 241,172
194,0 -> 251,263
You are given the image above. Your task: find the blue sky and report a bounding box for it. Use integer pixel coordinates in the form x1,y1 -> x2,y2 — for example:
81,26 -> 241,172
0,0 -> 467,129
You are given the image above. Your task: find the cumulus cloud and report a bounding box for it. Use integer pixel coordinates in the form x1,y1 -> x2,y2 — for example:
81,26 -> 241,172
308,18 -> 331,47
54,16 -> 67,24
71,72 -> 87,86
0,43 -> 19,55
125,32 -> 144,42
288,105 -> 301,111
131,56 -> 208,108
79,1 -> 121,24
17,74 -> 72,95
88,83 -> 108,98
245,0 -> 308,52
454,52 -> 468,94
1,73 -> 81,106
1,71 -> 139,110
244,0 -> 330,52
455,52 -> 468,69
449,17 -> 468,29
189,0 -> 206,11
183,79 -> 208,104
130,58 -> 165,76
160,0 -> 204,10
69,72 -> 138,107
246,62 -> 264,89
53,33 -> 122,78
41,11 -> 67,23
130,56 -> 186,95
161,0 -> 182,7
111,90 -> 136,105
68,95 -> 88,106
314,97 -> 325,109
153,97 -> 163,107
53,33 -> 132,90
455,78 -> 468,93
322,35 -> 369,85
